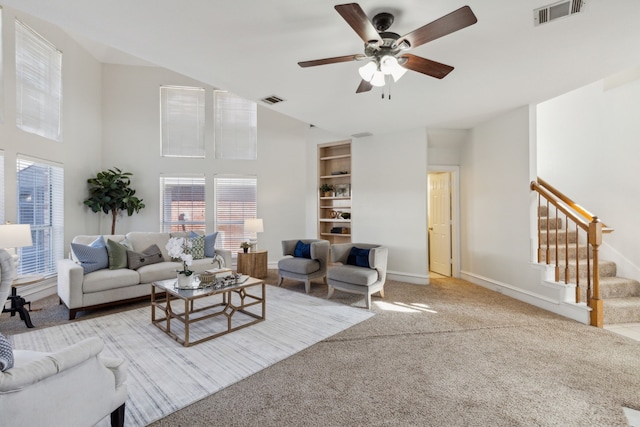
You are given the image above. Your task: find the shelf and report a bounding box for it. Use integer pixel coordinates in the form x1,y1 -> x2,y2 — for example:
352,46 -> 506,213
320,196 -> 350,201
320,205 -> 351,209
320,154 -> 351,161
320,174 -> 351,179
319,219 -> 351,223
320,233 -> 351,237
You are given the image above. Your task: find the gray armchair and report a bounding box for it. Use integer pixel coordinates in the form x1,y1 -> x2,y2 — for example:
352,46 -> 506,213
327,243 -> 388,309
277,239 -> 330,294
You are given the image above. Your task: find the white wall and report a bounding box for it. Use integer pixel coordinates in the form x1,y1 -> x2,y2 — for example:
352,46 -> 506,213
351,128 -> 429,283
460,107 -> 542,291
537,75 -> 640,280
101,64 -> 309,262
0,6 -> 103,248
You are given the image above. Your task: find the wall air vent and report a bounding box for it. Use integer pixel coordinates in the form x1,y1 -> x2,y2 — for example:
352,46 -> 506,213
351,132 -> 373,138
260,95 -> 285,105
534,0 -> 585,26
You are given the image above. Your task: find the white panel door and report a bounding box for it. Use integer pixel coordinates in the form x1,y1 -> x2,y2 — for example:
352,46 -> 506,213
428,172 -> 452,276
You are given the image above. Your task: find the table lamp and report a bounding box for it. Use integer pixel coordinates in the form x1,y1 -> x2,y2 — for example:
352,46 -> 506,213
244,218 -> 264,251
0,223 -> 33,272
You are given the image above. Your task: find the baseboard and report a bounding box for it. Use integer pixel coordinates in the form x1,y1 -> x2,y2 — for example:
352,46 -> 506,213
387,271 -> 429,285
461,270 -> 590,324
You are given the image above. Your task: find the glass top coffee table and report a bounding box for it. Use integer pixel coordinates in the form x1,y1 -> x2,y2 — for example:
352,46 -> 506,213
151,275 -> 265,347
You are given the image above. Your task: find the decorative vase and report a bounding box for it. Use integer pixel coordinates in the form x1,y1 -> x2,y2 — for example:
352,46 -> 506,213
243,248 -> 249,253
177,272 -> 194,288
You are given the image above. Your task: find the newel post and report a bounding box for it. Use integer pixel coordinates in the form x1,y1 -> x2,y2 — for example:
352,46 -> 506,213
588,217 -> 603,327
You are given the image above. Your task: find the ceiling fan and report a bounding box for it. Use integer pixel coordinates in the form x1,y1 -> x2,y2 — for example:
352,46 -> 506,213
298,3 -> 478,93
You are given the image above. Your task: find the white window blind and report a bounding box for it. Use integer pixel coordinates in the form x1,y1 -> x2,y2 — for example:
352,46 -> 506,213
161,86 -> 205,158
214,176 -> 257,253
15,20 -> 62,142
16,156 -> 64,277
160,175 -> 206,233
214,90 -> 257,160
0,8 -> 4,124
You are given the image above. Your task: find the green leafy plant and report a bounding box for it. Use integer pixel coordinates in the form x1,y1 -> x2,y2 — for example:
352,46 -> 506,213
319,183 -> 335,194
83,167 -> 145,234
240,242 -> 252,249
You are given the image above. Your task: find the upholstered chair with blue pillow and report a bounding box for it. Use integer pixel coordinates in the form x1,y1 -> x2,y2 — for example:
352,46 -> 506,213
327,243 -> 388,309
277,239 -> 330,294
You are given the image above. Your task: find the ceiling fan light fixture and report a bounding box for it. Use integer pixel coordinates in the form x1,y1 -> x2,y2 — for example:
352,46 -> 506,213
379,55 -> 398,75
370,70 -> 386,87
358,61 -> 377,81
391,65 -> 408,82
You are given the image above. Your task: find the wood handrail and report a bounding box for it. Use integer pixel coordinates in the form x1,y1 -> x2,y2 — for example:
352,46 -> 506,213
534,177 -> 613,233
530,177 -> 611,328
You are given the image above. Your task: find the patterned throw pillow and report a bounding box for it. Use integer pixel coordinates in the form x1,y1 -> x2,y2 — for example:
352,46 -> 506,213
189,233 -> 205,260
126,244 -> 165,270
70,236 -> 109,274
0,333 -> 14,372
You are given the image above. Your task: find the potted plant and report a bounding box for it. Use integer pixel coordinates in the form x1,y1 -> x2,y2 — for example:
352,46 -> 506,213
319,183 -> 335,197
83,168 -> 145,234
240,242 -> 251,253
166,237 -> 195,288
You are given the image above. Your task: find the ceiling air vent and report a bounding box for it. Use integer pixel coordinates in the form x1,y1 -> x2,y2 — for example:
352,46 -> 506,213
260,95 -> 285,105
351,132 -> 373,138
534,0 -> 585,26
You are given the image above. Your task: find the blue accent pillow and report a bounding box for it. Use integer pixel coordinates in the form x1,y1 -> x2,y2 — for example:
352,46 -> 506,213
71,236 -> 109,274
294,240 -> 312,259
204,232 -> 218,258
0,333 -> 13,372
347,247 -> 370,268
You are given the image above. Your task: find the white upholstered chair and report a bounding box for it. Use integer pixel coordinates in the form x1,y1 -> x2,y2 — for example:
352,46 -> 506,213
0,248 -> 128,427
327,243 -> 388,309
277,239 -> 330,294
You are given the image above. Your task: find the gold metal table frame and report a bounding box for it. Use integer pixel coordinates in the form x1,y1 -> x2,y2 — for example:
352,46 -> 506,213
151,277 -> 265,347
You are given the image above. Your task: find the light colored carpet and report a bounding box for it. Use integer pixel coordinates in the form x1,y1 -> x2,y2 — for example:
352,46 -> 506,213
9,285 -> 374,426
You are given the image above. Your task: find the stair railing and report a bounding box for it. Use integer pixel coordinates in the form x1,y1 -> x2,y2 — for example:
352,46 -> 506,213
530,177 -> 613,327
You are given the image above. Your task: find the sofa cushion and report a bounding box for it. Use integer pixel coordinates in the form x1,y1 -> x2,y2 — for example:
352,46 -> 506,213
127,244 -> 165,270
81,268 -> 140,294
278,257 -> 320,275
347,247 -> 370,268
204,232 -> 218,258
137,261 -> 182,284
294,240 -> 312,259
70,236 -> 109,274
327,265 -> 378,287
126,232 -> 171,260
106,238 -> 132,270
0,333 -> 13,372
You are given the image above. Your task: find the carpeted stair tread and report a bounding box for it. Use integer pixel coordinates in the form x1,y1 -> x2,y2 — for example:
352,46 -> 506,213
538,244 -> 588,262
604,297 -> 640,324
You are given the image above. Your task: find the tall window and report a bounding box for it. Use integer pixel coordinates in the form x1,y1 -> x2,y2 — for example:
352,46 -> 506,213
160,175 -> 206,233
214,176 -> 257,253
214,90 -> 257,160
0,8 -> 4,123
15,20 -> 62,141
160,86 -> 205,158
16,156 -> 64,277
0,150 -> 4,224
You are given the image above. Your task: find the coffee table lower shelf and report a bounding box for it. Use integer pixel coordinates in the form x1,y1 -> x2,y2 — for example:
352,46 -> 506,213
151,277 -> 265,347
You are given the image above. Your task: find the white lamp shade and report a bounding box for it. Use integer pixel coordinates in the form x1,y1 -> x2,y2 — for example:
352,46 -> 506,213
0,224 -> 33,248
358,61 -> 377,81
370,71 -> 386,87
391,65 -> 408,82
244,218 -> 264,234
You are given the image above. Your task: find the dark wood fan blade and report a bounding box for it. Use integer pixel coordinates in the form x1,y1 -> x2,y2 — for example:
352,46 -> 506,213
401,54 -> 454,79
356,79 -> 373,93
335,3 -> 381,44
298,54 -> 360,68
397,6 -> 477,49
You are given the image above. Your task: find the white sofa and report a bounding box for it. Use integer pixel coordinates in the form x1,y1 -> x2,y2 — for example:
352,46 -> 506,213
58,231 -> 232,319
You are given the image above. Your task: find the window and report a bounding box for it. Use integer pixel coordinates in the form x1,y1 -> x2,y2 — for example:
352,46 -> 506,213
214,90 -> 257,160
15,20 -> 62,141
0,8 -> 4,123
214,176 -> 257,253
160,175 -> 206,233
160,86 -> 205,158
16,156 -> 64,277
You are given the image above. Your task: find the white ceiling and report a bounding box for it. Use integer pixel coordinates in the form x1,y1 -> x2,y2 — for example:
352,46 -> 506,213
4,0 -> 640,136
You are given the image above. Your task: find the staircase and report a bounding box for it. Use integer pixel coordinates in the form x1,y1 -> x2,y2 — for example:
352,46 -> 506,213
538,205 -> 640,324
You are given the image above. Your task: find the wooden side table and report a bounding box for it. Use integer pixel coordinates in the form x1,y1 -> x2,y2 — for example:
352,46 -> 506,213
237,250 -> 268,279
3,274 -> 44,328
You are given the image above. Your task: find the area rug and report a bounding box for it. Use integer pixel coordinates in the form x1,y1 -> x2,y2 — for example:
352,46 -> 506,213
9,286 -> 374,426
